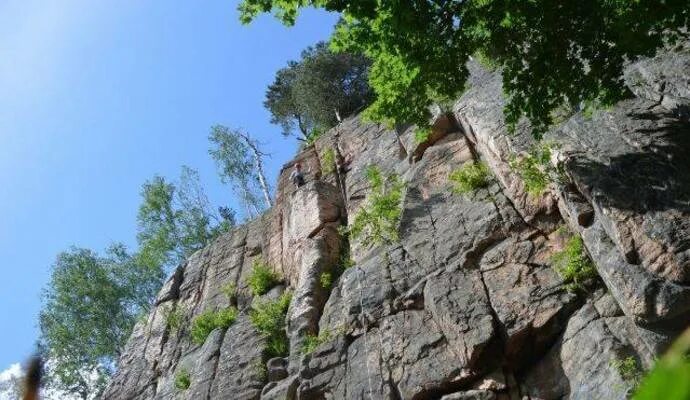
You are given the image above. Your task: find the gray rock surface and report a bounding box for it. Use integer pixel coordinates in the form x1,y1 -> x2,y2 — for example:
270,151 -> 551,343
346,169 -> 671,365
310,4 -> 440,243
104,44 -> 690,400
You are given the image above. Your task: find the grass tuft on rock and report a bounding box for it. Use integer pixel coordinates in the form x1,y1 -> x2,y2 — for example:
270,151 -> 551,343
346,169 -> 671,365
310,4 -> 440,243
301,330 -> 332,355
190,307 -> 238,345
449,161 -> 491,195
174,368 -> 191,390
509,143 -> 553,196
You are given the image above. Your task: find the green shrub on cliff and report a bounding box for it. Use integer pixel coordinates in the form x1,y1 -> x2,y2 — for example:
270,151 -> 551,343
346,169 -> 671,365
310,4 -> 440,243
247,259 -> 281,296
320,147 -> 336,175
509,144 -> 554,196
611,356 -> 643,392
190,307 -> 238,345
346,166 -> 404,245
174,369 -> 191,391
552,235 -> 597,292
250,292 -> 292,357
449,162 -> 491,195
301,329 -> 332,355
163,303 -> 184,333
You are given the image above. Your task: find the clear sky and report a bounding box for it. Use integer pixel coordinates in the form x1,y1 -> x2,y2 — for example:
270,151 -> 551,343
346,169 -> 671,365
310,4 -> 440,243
0,0 -> 337,372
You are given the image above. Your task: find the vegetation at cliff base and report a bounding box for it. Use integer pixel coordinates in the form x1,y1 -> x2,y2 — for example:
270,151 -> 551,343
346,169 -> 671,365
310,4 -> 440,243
449,161 -> 491,195
552,235 -> 597,292
239,0 -> 688,136
346,166 -> 404,246
265,41 -> 372,140
250,292 -> 292,357
190,307 -> 239,345
247,259 -> 282,296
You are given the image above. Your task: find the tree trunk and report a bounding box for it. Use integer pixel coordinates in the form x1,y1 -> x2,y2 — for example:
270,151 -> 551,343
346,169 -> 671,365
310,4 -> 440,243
296,114 -> 309,140
238,131 -> 273,208
335,108 -> 342,123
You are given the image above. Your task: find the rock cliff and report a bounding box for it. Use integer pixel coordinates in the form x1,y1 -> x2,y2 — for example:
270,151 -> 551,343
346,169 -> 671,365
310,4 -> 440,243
103,46 -> 690,400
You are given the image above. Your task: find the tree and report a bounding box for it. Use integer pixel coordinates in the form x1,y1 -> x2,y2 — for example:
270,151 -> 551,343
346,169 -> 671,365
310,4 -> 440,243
209,125 -> 273,216
239,0 -> 688,137
39,245 -> 160,399
137,166 -> 232,270
264,41 -> 372,140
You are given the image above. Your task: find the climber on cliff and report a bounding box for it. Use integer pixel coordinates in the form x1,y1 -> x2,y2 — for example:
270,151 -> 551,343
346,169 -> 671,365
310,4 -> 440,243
290,162 -> 306,187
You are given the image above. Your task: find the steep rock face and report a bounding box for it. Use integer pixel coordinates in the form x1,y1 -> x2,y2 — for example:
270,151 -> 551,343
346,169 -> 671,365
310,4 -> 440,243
105,46 -> 690,400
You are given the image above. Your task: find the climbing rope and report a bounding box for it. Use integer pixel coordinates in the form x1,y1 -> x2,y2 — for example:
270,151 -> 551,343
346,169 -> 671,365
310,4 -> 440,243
356,265 -> 375,400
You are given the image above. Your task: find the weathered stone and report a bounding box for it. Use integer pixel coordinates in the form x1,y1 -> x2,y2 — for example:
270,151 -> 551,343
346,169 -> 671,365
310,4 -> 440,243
106,44 -> 690,400
266,357 -> 288,382
522,302 -> 636,400
441,390 -> 497,400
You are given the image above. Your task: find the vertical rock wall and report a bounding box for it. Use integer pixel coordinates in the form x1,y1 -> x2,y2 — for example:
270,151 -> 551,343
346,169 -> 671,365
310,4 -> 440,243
104,46 -> 690,400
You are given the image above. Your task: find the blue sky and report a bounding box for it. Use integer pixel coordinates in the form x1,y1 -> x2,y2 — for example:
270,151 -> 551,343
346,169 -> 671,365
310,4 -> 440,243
0,0 -> 337,371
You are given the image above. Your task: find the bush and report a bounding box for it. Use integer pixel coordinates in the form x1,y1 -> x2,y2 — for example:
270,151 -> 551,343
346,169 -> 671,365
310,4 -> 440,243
190,307 -> 238,345
250,292 -> 292,357
319,271 -> 333,290
414,127 -> 431,144
305,126 -> 326,146
247,259 -> 281,296
174,368 -> 191,390
611,356 -> 642,390
221,282 -> 237,303
346,166 -> 404,245
320,147 -> 336,175
301,330 -> 332,355
449,162 -> 491,195
509,144 -> 553,196
163,304 -> 183,332
552,235 -> 597,292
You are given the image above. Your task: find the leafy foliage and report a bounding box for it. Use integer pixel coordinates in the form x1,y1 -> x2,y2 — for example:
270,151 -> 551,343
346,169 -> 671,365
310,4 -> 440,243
319,271 -> 332,290
552,235 -> 597,292
611,356 -> 643,392
320,147 -> 336,175
264,41 -> 372,139
301,329 -> 332,355
136,167 -> 231,272
239,0 -> 687,136
190,307 -> 239,345
163,304 -> 184,333
346,166 -> 404,245
221,282 -> 237,304
174,369 -> 191,391
39,245 -> 162,398
209,125 -> 272,217
509,144 -> 554,196
449,162 -> 491,195
247,259 -> 281,296
249,292 -> 292,357
634,328 -> 690,399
